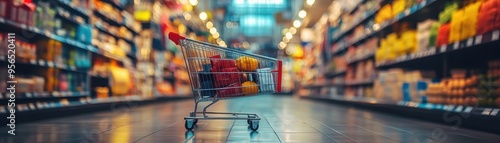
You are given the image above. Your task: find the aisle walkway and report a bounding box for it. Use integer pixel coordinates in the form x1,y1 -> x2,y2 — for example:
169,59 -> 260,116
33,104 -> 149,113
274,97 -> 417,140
1,95 -> 499,143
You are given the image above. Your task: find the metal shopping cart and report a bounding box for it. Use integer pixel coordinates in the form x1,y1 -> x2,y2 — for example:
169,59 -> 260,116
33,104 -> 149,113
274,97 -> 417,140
168,32 -> 282,131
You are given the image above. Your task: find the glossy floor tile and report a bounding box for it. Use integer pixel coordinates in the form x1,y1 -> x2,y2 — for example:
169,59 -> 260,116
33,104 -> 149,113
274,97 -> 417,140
1,95 -> 499,143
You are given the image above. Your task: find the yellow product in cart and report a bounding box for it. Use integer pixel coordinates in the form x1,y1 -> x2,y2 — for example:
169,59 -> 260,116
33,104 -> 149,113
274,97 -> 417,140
236,56 -> 258,71
449,9 -> 464,43
242,81 -> 259,95
392,0 -> 406,16
461,1 -> 482,40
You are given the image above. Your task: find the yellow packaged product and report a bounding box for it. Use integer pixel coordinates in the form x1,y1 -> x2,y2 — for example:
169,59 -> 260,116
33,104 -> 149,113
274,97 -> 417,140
376,5 -> 393,24
449,9 -> 464,43
236,56 -> 258,71
402,30 -> 417,54
392,0 -> 406,16
461,1 -> 482,40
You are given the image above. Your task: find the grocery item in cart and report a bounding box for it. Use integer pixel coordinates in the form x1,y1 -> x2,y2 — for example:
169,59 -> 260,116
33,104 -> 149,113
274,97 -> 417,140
199,64 -> 215,97
242,81 -> 259,95
216,82 -> 242,97
210,55 -> 236,71
236,56 -> 259,71
213,67 -> 241,88
257,68 -> 275,92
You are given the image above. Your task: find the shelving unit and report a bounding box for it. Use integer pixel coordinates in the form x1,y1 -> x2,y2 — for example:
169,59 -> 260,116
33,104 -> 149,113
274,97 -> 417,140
302,0 -> 500,133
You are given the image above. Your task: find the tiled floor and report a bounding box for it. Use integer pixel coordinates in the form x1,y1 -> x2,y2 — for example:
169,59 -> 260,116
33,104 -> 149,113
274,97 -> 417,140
1,95 -> 499,143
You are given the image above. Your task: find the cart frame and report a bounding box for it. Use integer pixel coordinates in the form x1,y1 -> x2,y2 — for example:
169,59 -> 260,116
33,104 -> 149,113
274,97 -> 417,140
168,32 -> 282,131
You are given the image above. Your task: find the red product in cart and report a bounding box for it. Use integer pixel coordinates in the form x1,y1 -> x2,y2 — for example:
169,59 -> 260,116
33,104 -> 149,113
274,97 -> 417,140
216,83 -> 242,98
437,23 -> 451,46
210,55 -> 236,71
213,67 -> 241,88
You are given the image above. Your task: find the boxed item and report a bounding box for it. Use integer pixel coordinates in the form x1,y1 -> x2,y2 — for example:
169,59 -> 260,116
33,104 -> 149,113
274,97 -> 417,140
0,0 -> 7,18
210,55 -> 236,71
76,24 -> 93,44
33,76 -> 44,93
417,20 -> 438,51
213,67 -> 241,88
257,68 -> 275,92
392,0 -> 406,16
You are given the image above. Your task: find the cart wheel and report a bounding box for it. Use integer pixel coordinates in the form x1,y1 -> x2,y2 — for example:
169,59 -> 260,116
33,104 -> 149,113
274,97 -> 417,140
247,119 -> 251,125
249,120 -> 259,131
185,120 -> 195,130
193,119 -> 198,125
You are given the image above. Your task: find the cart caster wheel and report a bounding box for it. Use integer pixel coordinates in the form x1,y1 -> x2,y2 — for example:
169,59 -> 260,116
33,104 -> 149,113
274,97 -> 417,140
185,120 -> 195,130
247,119 -> 251,125
249,120 -> 259,131
193,119 -> 198,125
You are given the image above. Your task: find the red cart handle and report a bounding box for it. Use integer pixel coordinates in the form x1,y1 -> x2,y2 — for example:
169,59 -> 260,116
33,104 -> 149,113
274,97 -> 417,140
272,60 -> 283,93
168,32 -> 185,45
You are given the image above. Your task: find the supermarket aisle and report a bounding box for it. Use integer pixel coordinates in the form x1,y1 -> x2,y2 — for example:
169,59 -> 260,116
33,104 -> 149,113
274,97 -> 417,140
2,95 -> 500,143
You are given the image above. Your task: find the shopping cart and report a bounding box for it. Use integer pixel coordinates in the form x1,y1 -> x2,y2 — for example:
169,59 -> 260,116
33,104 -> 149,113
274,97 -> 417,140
168,32 -> 282,131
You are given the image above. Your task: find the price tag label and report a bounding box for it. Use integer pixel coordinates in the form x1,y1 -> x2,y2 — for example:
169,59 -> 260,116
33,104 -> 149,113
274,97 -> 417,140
454,106 -> 463,112
0,93 -> 3,99
38,60 -> 45,66
482,108 -> 492,115
490,109 -> 499,116
475,35 -> 483,45
25,93 -> 32,98
53,92 -> 60,97
70,66 -> 76,70
453,42 -> 459,50
420,0 -> 427,7
30,60 -> 36,65
47,61 -> 54,67
446,105 -> 455,111
20,24 -> 27,30
466,38 -> 473,47
440,45 -> 447,53
492,30 -> 499,41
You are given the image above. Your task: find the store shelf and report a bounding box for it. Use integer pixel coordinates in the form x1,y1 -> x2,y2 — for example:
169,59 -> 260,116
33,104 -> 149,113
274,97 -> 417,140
93,10 -> 122,27
325,70 -> 346,78
345,79 -> 374,86
56,0 -> 90,17
95,26 -> 135,44
376,30 -> 500,68
0,58 -> 87,73
0,91 -> 89,101
101,0 -> 125,11
56,12 -> 85,25
304,95 -> 500,118
333,0 -> 437,54
302,83 -> 340,88
332,9 -> 379,44
346,51 -> 375,64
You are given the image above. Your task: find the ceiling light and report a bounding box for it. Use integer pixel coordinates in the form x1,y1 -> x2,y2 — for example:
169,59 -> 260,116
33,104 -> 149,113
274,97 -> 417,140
282,28 -> 289,35
298,10 -> 307,18
210,27 -> 217,34
293,20 -> 301,28
289,27 -> 297,34
206,21 -> 213,29
285,32 -> 293,39
283,37 -> 290,43
306,0 -> 315,6
183,13 -> 191,20
189,0 -> 198,6
279,42 -> 286,49
199,12 -> 207,21
213,32 -> 220,39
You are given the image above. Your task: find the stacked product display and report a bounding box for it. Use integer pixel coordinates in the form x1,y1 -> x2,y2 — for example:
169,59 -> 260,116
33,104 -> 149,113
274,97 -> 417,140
301,0 -> 500,127
0,0 -> 196,115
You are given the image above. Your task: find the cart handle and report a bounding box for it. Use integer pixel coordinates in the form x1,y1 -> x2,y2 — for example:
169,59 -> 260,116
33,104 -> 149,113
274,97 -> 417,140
168,32 -> 185,45
272,60 -> 282,93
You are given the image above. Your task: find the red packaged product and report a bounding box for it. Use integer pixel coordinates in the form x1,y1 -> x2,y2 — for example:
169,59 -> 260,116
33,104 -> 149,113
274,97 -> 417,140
477,10 -> 497,35
437,23 -> 451,46
209,55 -> 236,71
213,67 -> 241,88
216,83 -> 242,98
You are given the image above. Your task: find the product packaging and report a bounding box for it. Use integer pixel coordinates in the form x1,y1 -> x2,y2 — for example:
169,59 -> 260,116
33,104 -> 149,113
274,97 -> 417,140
257,68 -> 275,92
